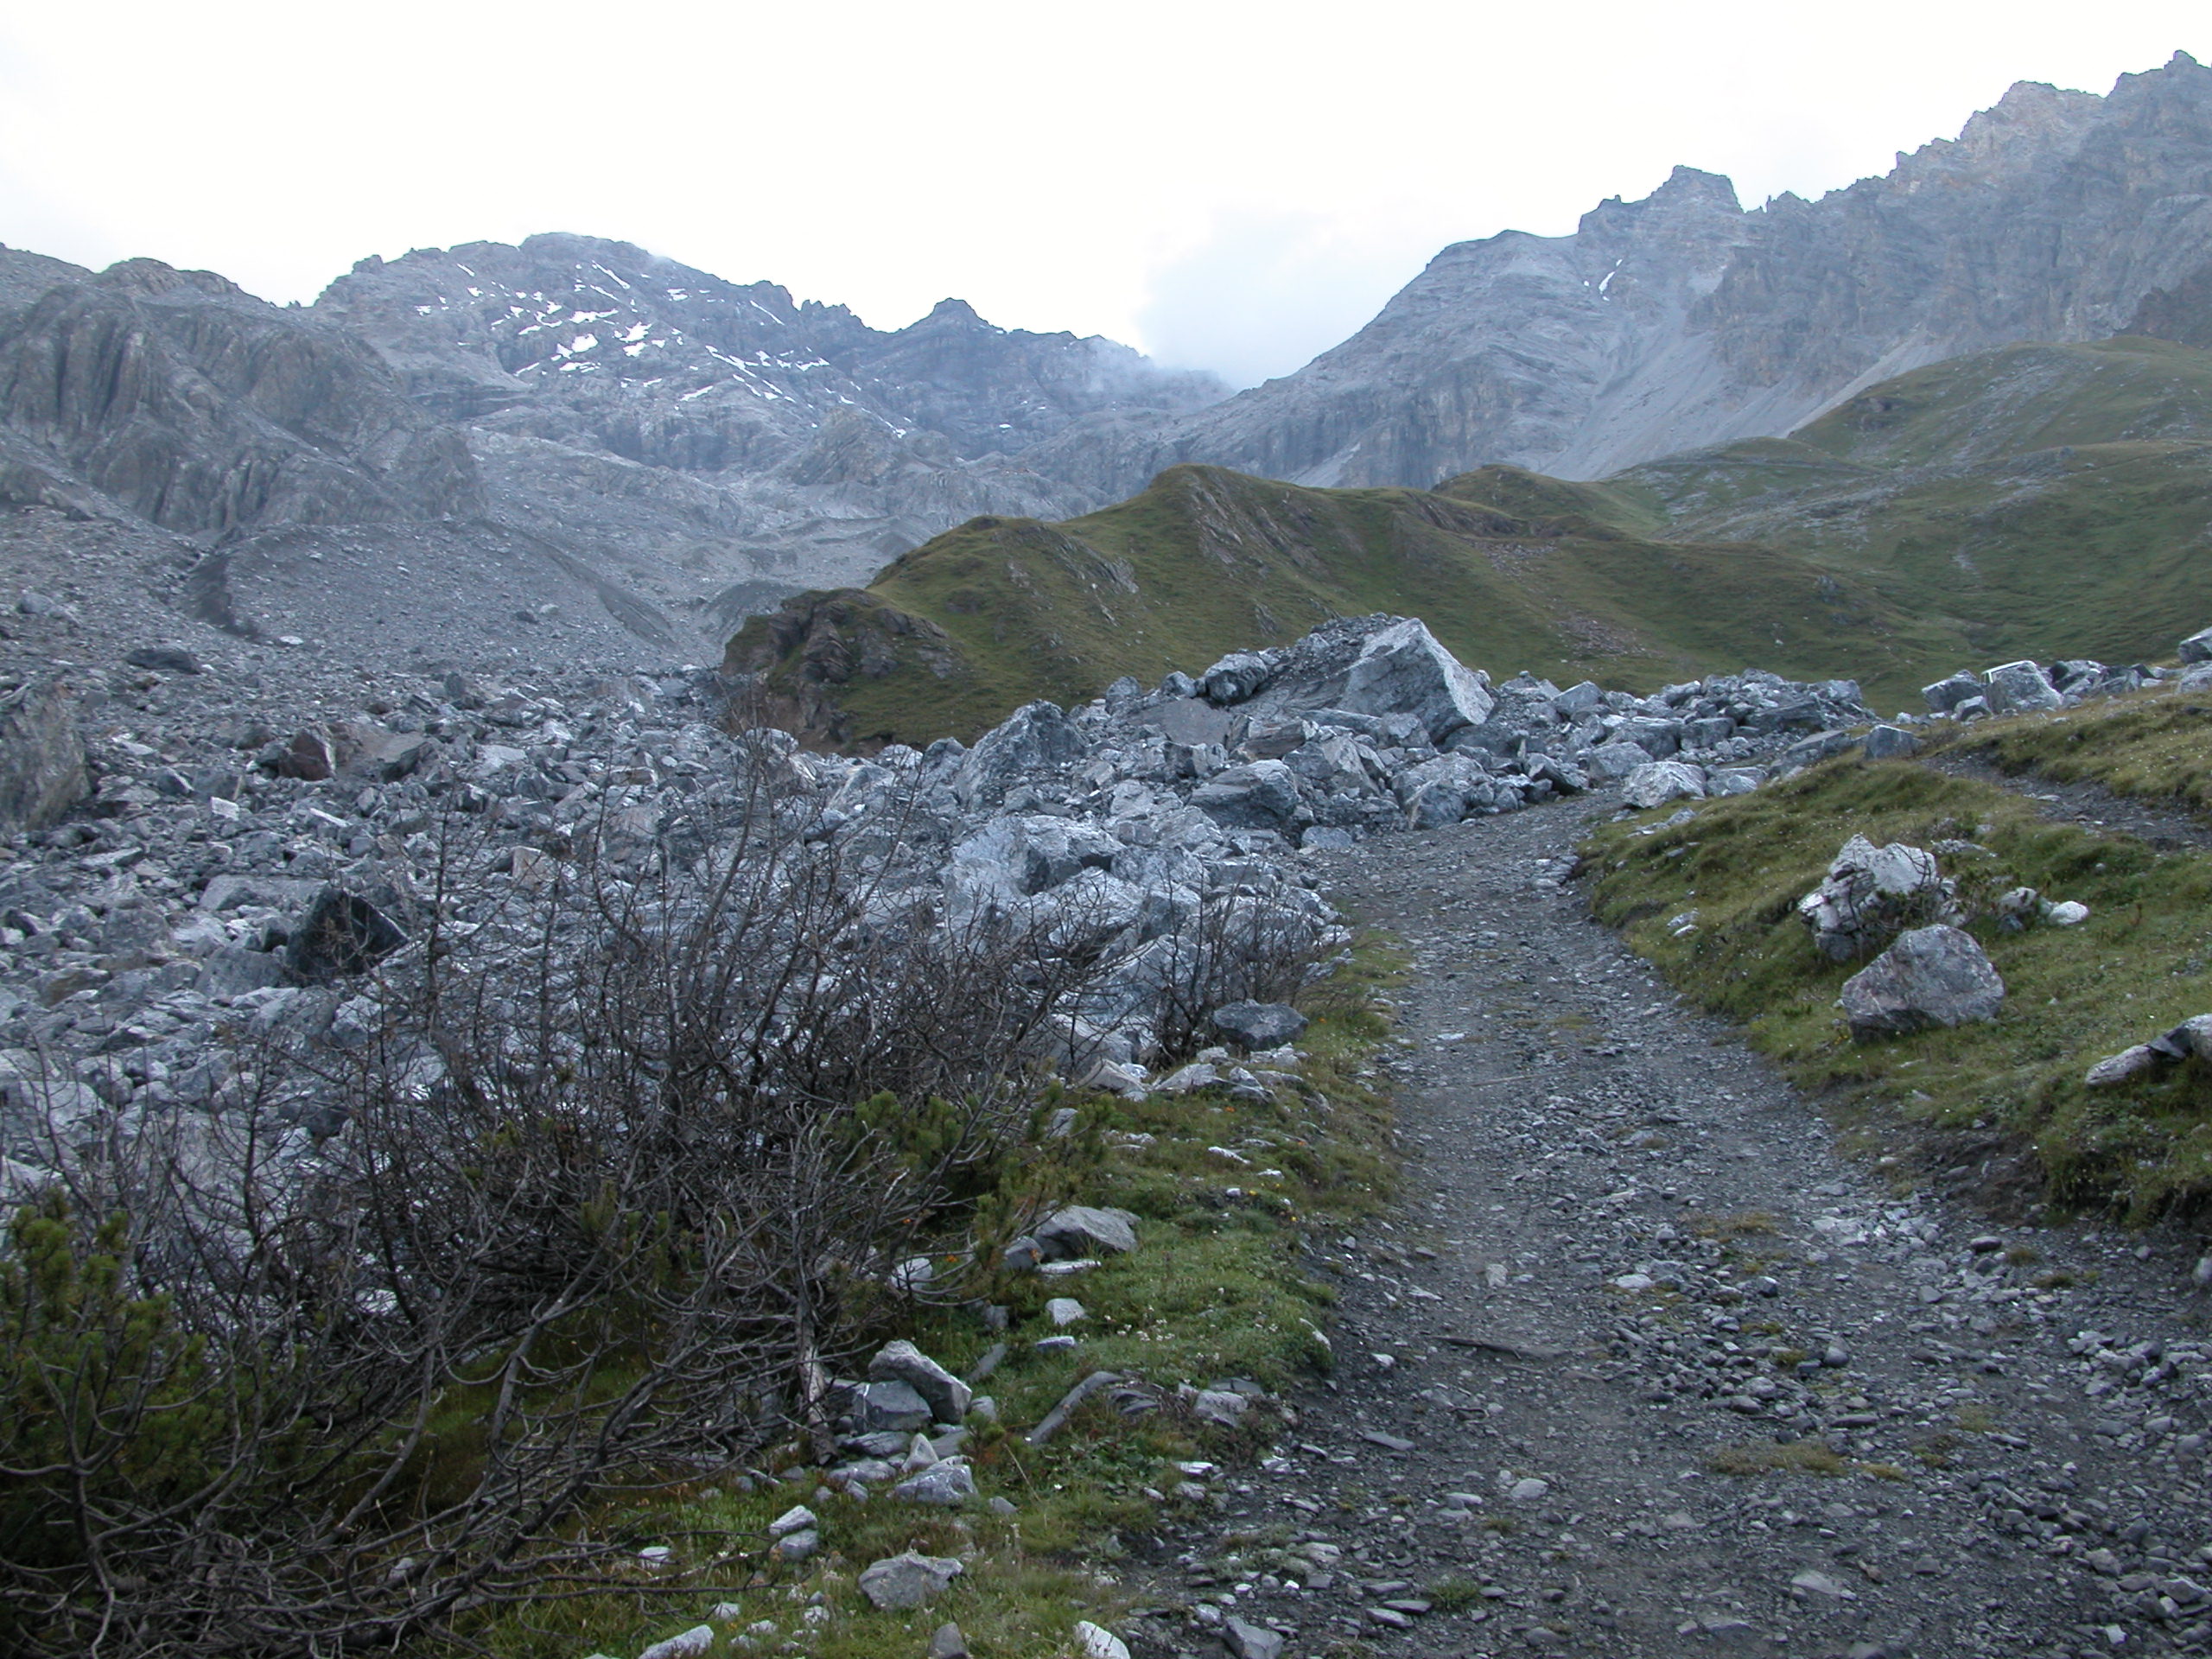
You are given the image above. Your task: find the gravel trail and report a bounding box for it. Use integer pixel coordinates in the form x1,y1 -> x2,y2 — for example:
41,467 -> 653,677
1133,793 -> 2212,1659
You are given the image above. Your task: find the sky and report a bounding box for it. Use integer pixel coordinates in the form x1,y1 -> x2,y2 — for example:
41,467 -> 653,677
1,2 -> 2205,387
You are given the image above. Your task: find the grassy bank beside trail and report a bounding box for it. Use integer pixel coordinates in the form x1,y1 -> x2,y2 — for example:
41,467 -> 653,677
1937,685 -> 2212,821
1581,752 -> 2212,1218
461,941 -> 1405,1659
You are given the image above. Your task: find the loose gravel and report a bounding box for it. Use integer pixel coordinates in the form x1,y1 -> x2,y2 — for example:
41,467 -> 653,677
1128,792 -> 2212,1659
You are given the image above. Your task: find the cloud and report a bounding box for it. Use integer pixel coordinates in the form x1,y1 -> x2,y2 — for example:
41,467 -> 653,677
1134,210 -> 1439,388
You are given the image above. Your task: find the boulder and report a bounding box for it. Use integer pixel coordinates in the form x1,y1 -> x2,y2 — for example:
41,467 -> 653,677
1982,660 -> 2063,715
285,888 -> 407,982
1921,671 -> 1985,714
1796,836 -> 1956,961
1338,618 -> 1493,741
0,675 -> 89,832
1074,1624 -> 1133,1659
125,643 -> 206,675
1863,723 -> 1920,760
1211,1001 -> 1307,1049
2085,1014 -> 2212,1086
1839,925 -> 2005,1039
1189,760 -> 1300,830
858,1551 -> 964,1611
952,701 -> 1086,808
1620,760 -> 1706,810
637,1627 -> 716,1659
2179,627 -> 2212,665
893,1458 -> 976,1506
1583,741 -> 1651,783
1224,1618 -> 1287,1659
1394,752 -> 1495,829
868,1341 -> 971,1424
842,1379 -> 934,1434
1036,1205 -> 1140,1260
1200,652 -> 1274,705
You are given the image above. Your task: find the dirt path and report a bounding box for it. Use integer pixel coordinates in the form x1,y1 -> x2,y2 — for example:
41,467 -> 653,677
1128,793 -> 2212,1659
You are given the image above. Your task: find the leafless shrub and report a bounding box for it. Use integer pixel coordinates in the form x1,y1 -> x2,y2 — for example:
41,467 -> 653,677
0,742 -> 1102,1656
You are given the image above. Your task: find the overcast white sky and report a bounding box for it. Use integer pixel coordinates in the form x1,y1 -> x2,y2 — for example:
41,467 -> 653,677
1,2 -> 2204,385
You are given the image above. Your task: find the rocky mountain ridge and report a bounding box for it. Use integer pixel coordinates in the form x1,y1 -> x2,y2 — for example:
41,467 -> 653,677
1026,51 -> 2212,493
0,236 -> 1226,663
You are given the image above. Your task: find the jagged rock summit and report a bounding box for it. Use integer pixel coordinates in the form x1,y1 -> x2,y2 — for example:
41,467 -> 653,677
1027,51 -> 2212,492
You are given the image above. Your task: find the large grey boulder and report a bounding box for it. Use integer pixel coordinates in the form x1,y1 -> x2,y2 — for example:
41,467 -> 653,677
1620,760 -> 1706,810
1394,752 -> 1494,829
1839,925 -> 2005,1039
1037,1205 -> 1140,1260
1189,760 -> 1300,830
285,888 -> 407,982
1338,618 -> 1493,741
1583,740 -> 1652,783
893,1458 -> 976,1506
868,1341 -> 972,1424
1982,660 -> 2063,715
1863,723 -> 1920,760
0,675 -> 88,832
842,1379 -> 934,1434
858,1551 -> 964,1610
1921,671 -> 1985,714
1201,651 -> 1275,705
953,701 -> 1086,809
2179,627 -> 2212,665
1211,1001 -> 1307,1049
1796,836 -> 1956,961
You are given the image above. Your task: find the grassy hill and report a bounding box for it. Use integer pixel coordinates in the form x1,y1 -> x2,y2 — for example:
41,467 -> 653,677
727,337 -> 2212,748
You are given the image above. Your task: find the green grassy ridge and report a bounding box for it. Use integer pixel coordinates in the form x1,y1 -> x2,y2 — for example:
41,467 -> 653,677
1608,340 -> 2212,679
726,464 -> 1957,747
1940,684 -> 2212,820
458,941 -> 1407,1659
1581,752 -> 2212,1218
728,335 -> 2212,749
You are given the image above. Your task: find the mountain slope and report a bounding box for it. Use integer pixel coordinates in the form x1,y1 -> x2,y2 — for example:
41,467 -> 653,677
727,335 -> 2212,746
722,463 -> 1955,745
1026,53 -> 2212,496
313,235 -> 1227,611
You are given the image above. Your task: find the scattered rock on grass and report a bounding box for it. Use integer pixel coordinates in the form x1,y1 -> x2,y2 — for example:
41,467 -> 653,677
1839,925 -> 2005,1039
858,1551 -> 964,1610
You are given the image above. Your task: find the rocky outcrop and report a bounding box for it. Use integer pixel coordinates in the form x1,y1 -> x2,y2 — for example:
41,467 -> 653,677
0,674 -> 88,831
1029,54 -> 2212,493
0,257 -> 481,533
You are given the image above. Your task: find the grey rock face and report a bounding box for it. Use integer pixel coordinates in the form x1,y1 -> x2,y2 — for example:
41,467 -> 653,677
842,1380 -> 935,1435
0,675 -> 88,831
1620,760 -> 1706,810
2180,627 -> 2212,664
1190,760 -> 1300,830
892,1458 -> 976,1506
1839,925 -> 2005,1039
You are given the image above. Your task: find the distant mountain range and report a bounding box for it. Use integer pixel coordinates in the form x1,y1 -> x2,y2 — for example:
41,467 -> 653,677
0,51 -> 2208,665
1026,51 -> 2212,494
